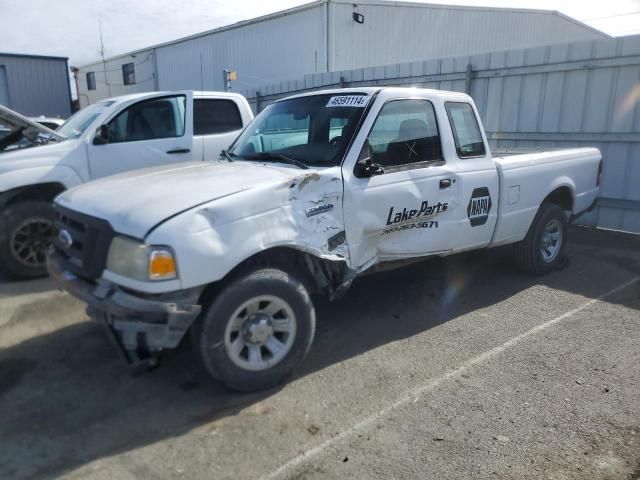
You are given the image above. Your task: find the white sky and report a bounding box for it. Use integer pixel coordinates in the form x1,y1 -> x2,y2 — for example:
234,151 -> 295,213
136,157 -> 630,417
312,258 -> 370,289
1,0 -> 639,66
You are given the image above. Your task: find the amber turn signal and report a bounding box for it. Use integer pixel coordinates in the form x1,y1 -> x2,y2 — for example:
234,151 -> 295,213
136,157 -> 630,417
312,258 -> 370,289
149,249 -> 177,280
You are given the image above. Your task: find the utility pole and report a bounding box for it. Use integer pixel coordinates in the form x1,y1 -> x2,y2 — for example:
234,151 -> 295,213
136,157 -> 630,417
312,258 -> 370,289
99,18 -> 111,97
222,69 -> 230,91
70,66 -> 80,111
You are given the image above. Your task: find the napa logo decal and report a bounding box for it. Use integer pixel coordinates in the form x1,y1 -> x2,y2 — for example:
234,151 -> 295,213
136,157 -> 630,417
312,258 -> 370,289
467,187 -> 492,226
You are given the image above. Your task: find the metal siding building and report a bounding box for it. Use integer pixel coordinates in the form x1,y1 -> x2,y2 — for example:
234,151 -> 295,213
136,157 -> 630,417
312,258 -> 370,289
156,3 -> 328,92
76,0 -> 607,105
0,53 -> 72,118
329,1 -> 606,71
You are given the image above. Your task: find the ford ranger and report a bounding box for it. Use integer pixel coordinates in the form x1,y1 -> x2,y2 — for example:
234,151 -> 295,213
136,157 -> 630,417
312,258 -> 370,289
0,91 -> 253,279
48,87 -> 601,391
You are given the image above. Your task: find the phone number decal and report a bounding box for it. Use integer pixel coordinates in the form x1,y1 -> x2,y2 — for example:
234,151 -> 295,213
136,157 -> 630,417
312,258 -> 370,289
383,221 -> 439,235
326,95 -> 369,107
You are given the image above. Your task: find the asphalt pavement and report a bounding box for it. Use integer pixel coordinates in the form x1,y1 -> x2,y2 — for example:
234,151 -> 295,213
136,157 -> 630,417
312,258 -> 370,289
1,226 -> 639,480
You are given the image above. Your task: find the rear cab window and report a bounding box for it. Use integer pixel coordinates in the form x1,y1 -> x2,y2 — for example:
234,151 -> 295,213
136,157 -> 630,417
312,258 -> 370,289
445,102 -> 486,158
194,99 -> 243,135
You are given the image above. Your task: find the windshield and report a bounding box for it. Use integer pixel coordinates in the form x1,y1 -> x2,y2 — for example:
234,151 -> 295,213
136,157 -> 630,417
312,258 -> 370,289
58,101 -> 114,139
229,93 -> 371,167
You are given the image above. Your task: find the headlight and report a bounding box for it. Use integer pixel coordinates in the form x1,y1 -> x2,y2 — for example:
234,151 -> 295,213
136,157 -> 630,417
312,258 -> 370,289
106,236 -> 177,281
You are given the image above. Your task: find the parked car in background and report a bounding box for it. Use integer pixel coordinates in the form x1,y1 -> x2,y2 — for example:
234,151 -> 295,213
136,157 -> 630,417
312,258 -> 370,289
30,116 -> 66,131
0,105 -> 63,152
48,87 -> 601,391
0,91 -> 253,279
0,125 -> 10,141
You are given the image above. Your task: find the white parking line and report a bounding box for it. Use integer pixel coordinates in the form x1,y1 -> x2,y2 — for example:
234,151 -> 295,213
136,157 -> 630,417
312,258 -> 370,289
261,276 -> 640,480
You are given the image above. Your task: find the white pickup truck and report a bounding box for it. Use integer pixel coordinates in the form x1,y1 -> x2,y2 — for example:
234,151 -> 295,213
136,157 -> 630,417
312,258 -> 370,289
0,91 -> 253,278
48,87 -> 601,391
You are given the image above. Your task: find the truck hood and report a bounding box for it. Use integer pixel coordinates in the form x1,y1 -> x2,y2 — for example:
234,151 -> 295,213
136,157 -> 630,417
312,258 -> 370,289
56,161 -> 309,238
0,104 -> 65,152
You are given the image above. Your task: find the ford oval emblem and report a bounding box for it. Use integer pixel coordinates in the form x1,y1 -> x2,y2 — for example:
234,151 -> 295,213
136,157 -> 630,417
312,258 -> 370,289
58,229 -> 73,249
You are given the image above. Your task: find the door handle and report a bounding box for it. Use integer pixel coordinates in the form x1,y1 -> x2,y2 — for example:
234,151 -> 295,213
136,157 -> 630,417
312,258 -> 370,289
166,148 -> 190,154
439,178 -> 452,189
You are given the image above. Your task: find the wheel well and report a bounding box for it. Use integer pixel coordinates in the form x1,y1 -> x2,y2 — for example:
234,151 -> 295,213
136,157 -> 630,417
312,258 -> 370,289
1,183 -> 66,208
543,187 -> 573,212
198,247 -> 352,307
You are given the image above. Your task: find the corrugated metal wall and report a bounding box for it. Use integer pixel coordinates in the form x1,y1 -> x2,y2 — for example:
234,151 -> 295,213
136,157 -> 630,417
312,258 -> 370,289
0,54 -> 71,118
329,1 -> 605,72
76,49 -> 156,109
242,34 -> 640,234
75,1 -> 607,106
155,4 -> 328,92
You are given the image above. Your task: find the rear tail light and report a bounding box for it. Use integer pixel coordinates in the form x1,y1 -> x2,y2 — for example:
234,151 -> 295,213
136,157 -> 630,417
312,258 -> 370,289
596,159 -> 603,187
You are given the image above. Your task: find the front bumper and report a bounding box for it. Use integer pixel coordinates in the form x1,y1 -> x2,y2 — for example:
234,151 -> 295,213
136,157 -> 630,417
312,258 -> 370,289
48,251 -> 203,361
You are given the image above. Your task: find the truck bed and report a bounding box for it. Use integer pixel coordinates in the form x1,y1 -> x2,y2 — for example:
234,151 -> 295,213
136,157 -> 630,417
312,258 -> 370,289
490,147 -> 601,247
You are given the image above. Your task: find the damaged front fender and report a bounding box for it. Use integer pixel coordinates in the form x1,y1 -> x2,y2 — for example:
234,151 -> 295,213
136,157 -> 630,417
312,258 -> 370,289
145,166 -> 352,293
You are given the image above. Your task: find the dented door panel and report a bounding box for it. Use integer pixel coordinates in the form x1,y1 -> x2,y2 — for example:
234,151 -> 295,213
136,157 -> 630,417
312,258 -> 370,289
344,165 -> 458,269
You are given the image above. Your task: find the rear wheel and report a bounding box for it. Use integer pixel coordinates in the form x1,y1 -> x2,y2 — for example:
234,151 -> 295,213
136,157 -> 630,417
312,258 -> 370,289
0,201 -> 55,279
514,202 -> 568,275
193,268 -> 315,392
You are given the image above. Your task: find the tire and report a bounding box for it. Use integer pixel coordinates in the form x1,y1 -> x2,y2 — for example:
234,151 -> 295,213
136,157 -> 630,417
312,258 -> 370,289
193,268 -> 316,392
514,202 -> 568,275
0,201 -> 55,280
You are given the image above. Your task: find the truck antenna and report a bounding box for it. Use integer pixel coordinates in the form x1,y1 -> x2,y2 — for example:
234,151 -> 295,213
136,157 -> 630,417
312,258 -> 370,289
200,53 -> 204,93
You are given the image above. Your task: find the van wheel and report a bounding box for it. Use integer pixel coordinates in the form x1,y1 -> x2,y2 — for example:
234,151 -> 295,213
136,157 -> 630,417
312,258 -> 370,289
514,202 -> 568,275
0,201 -> 55,280
193,268 -> 316,392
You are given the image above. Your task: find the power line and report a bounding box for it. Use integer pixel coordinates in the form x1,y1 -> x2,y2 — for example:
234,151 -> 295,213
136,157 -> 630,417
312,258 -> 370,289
79,75 -> 155,87
581,11 -> 640,21
609,28 -> 640,35
87,53 -> 153,73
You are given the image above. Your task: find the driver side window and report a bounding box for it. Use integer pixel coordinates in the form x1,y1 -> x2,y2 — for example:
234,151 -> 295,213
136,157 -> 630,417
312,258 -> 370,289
365,99 -> 442,171
108,95 -> 186,143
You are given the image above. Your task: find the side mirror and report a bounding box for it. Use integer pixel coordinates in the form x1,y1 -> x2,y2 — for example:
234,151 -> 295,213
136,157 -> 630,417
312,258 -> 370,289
355,157 -> 385,177
354,140 -> 384,178
93,125 -> 110,145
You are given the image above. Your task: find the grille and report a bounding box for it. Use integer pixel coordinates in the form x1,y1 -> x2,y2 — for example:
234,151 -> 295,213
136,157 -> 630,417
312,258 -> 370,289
52,205 -> 115,280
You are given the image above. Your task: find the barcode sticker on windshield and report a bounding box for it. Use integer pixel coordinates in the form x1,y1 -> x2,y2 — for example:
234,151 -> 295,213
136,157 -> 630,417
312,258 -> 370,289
326,95 -> 369,107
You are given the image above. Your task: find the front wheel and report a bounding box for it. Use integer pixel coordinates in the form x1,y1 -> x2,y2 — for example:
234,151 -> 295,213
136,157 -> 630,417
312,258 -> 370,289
193,268 -> 316,392
0,201 -> 55,279
514,202 -> 568,275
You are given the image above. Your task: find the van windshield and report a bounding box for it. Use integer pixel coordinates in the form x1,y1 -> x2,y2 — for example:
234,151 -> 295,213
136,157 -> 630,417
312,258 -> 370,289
228,93 -> 371,167
58,101 -> 115,139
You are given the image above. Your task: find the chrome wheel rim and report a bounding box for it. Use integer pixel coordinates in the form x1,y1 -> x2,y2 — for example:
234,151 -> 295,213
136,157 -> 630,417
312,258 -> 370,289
224,295 -> 296,371
540,219 -> 563,263
10,218 -> 54,268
